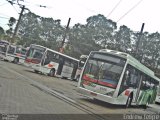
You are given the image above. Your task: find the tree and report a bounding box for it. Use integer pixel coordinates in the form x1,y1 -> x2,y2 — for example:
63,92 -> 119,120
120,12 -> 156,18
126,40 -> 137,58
7,17 -> 16,34
86,14 -> 117,49
0,26 -> 5,39
18,12 -> 64,50
0,26 -> 5,35
114,25 -> 133,52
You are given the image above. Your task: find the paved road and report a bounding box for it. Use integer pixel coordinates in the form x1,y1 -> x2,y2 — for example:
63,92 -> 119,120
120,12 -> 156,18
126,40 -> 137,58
0,60 -> 159,120
0,63 -> 89,114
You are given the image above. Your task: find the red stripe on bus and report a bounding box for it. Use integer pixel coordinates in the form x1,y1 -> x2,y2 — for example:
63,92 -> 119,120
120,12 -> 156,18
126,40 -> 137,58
48,64 -> 53,67
25,58 -> 32,63
98,81 -> 117,89
83,75 -> 98,83
16,53 -> 21,57
125,90 -> 130,96
31,59 -> 40,64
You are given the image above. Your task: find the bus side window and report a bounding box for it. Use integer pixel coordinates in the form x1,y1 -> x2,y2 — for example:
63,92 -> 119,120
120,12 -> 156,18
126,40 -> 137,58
123,65 -> 140,88
44,51 -> 52,65
64,59 -> 73,67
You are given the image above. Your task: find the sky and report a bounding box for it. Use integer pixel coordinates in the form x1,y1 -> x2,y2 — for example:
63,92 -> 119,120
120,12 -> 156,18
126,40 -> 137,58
0,0 -> 160,33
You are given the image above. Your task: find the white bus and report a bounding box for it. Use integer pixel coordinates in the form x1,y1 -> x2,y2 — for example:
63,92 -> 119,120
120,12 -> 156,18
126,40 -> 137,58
77,49 -> 160,108
3,45 -> 27,64
24,44 -> 80,79
0,40 -> 10,59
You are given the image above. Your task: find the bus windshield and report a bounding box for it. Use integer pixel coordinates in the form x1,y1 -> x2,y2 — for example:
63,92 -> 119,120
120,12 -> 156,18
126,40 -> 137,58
25,45 -> 46,64
82,52 -> 126,89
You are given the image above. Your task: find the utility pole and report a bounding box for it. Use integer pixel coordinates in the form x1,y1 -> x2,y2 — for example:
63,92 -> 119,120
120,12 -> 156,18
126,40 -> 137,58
59,18 -> 71,53
135,23 -> 145,62
12,5 -> 25,43
136,23 -> 145,54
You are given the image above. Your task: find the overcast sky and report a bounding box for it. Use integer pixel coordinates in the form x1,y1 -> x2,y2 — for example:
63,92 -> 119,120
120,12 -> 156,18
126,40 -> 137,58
0,0 -> 160,33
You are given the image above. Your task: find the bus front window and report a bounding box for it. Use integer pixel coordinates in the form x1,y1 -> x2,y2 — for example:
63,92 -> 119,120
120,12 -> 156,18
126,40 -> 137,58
81,53 -> 126,89
26,46 -> 46,64
32,50 -> 43,59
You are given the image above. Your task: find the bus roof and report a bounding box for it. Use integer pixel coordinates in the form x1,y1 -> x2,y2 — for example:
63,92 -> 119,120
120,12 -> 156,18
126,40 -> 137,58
30,44 -> 79,62
99,49 -> 155,77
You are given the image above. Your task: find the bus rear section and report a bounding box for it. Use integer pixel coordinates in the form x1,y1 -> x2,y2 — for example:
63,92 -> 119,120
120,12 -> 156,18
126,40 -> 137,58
77,51 -> 127,105
3,45 -> 27,64
0,40 -> 9,59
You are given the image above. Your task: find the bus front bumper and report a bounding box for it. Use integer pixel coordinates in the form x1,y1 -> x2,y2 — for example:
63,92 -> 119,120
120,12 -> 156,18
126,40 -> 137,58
77,87 -> 125,105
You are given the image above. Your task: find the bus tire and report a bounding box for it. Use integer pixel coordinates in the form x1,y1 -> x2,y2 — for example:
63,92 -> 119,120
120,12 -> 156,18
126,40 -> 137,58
126,94 -> 133,108
4,59 -> 8,62
13,58 -> 19,64
49,69 -> 55,77
34,70 -> 39,73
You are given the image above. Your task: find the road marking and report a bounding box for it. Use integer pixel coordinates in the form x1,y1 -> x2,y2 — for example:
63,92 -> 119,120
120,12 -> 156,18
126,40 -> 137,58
3,66 -> 76,103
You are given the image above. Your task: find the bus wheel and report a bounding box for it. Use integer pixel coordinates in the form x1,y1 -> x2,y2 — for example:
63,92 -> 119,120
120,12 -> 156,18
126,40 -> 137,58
34,70 -> 39,73
13,58 -> 19,64
126,95 -> 132,108
49,69 -> 55,77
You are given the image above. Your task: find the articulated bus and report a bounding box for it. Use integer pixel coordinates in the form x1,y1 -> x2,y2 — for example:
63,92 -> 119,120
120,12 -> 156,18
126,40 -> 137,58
77,49 -> 160,108
24,44 -> 81,79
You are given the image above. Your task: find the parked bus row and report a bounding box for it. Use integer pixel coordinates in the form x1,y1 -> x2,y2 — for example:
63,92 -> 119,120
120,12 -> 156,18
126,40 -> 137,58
0,40 -> 87,81
77,49 -> 160,108
1,40 -> 159,107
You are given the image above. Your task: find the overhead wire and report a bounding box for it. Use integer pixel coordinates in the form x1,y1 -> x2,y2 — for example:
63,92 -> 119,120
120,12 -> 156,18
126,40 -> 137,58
117,0 -> 143,22
107,0 -> 123,18
72,1 -> 98,14
11,4 -> 20,14
17,0 -> 51,9
5,0 -> 20,14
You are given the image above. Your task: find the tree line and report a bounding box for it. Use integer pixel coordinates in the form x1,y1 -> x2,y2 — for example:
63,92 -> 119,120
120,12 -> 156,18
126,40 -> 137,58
0,12 -> 160,74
